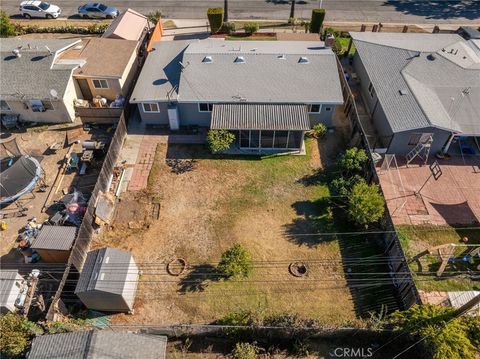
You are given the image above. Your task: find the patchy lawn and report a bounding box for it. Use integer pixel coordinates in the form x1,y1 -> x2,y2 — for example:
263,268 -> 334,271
398,225 -> 480,291
98,139 -> 360,326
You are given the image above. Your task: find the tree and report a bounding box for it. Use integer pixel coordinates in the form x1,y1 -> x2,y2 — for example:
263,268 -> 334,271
231,342 -> 259,359
347,181 -> 385,227
390,305 -> 479,359
336,147 -> 368,175
0,10 -> 16,37
146,10 -> 162,25
207,129 -> 235,153
218,244 -> 252,279
0,313 -> 42,358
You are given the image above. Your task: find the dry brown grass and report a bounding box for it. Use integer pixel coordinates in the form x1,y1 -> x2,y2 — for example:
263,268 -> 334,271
100,139 -> 357,326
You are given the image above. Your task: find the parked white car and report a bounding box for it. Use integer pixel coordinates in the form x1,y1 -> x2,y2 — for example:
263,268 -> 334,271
19,1 -> 61,19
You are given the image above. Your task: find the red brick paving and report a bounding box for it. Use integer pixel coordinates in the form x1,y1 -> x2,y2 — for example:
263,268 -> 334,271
378,157 -> 480,226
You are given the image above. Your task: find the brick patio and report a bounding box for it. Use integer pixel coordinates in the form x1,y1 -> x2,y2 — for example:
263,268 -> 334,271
378,156 -> 480,226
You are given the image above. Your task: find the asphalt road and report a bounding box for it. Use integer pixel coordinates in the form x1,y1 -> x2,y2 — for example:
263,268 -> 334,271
3,0 -> 480,23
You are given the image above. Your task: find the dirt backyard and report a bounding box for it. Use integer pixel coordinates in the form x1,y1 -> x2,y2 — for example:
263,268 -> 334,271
95,135 -> 359,326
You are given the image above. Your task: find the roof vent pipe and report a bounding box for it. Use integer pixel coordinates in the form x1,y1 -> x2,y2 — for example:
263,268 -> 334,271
427,53 -> 436,61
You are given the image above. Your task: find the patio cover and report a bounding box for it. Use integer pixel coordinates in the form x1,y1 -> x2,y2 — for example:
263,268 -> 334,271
211,103 -> 311,131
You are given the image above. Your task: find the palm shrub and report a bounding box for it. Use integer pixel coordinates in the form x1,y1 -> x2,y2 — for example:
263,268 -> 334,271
310,8 -> 326,33
207,8 -> 224,34
244,22 -> 259,34
218,244 -> 252,279
147,10 -> 162,24
207,129 -> 235,153
307,123 -> 327,138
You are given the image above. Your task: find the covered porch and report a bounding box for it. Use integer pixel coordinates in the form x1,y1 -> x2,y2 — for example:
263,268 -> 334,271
211,103 -> 310,154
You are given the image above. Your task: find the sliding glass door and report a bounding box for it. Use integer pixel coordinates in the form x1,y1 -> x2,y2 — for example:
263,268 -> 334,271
233,130 -> 303,150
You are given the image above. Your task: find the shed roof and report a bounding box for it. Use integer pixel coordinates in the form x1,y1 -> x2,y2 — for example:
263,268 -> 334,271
351,32 -> 480,135
0,39 -> 79,101
102,8 -> 149,42
58,38 -> 137,78
75,247 -> 137,296
28,331 -> 167,359
31,225 -> 77,251
448,291 -> 480,316
212,103 -> 310,130
0,270 -> 22,309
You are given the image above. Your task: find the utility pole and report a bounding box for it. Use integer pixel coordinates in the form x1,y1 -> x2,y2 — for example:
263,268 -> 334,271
290,0 -> 295,19
224,0 -> 229,22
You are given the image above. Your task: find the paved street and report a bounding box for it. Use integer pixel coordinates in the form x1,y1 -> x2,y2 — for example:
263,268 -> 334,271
3,0 -> 480,23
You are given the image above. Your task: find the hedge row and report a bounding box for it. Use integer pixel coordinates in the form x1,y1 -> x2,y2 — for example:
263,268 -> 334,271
310,8 -> 326,34
13,23 -> 109,35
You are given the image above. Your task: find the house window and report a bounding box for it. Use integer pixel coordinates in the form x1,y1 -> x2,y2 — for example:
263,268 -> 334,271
408,133 -> 422,146
92,79 -> 109,89
368,82 -> 376,98
0,100 -> 11,111
142,103 -> 160,113
308,104 -> 321,113
325,107 -> 332,111
199,103 -> 213,112
30,99 -> 54,112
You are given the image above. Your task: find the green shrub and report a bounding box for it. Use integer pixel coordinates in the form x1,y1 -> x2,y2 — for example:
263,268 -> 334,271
243,22 -> 259,34
147,10 -> 162,24
221,21 -> 236,34
217,243 -> 252,279
306,123 -> 327,138
207,129 -> 235,153
310,8 -> 326,33
331,175 -> 365,198
0,313 -> 42,358
217,309 -> 259,326
207,7 -> 224,34
347,181 -> 385,228
231,342 -> 259,359
0,10 -> 16,37
336,147 -> 368,175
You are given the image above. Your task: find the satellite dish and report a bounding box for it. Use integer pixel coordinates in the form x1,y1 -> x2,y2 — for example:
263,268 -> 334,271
50,89 -> 58,99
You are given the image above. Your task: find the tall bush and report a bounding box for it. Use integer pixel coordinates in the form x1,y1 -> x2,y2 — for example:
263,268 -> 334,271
207,7 -> 224,34
347,181 -> 385,228
0,313 -> 42,358
244,22 -> 259,34
221,21 -> 236,34
310,8 -> 326,34
0,10 -> 16,37
217,243 -> 252,279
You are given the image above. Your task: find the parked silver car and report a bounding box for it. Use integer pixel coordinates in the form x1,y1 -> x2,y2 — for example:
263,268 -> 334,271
78,3 -> 119,19
19,1 -> 61,19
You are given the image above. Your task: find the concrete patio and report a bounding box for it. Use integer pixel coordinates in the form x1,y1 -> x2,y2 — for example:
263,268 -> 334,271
377,156 -> 480,226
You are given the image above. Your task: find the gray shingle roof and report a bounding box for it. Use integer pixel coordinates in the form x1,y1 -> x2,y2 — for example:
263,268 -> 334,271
179,39 -> 343,103
212,103 -> 310,130
352,33 -> 480,135
28,331 -> 167,359
131,39 -> 343,104
0,39 -> 80,101
75,247 -> 138,296
130,40 -> 192,102
32,226 -> 77,251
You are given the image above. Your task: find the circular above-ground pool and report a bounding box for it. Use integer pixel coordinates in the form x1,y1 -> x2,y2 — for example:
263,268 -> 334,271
0,155 -> 42,206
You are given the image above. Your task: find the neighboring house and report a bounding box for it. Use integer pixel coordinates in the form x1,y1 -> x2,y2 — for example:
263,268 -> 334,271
31,226 -> 77,263
28,331 -> 167,359
351,32 -> 480,156
58,38 -> 138,101
0,270 -> 25,314
102,8 -> 149,42
1,37 -> 140,124
75,247 -> 139,312
130,39 -> 343,153
0,39 -> 82,124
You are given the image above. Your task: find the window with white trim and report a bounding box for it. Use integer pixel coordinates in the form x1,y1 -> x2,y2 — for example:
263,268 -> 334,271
92,79 -> 109,89
199,103 -> 213,112
142,102 -> 160,113
308,104 -> 321,113
408,133 -> 422,146
0,100 -> 11,111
